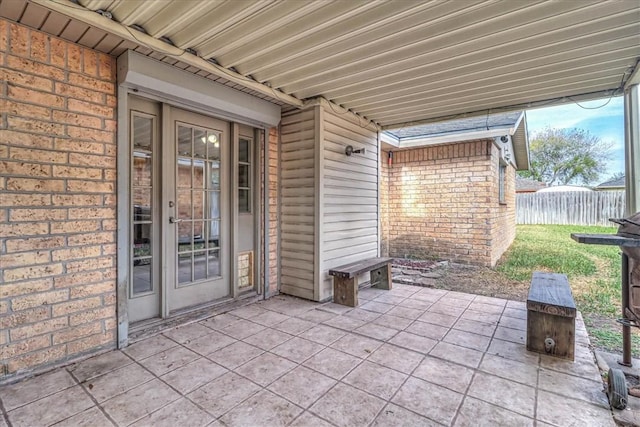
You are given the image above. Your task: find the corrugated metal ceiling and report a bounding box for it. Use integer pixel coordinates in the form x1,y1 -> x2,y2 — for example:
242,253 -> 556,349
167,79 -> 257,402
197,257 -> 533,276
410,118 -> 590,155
3,0 -> 640,128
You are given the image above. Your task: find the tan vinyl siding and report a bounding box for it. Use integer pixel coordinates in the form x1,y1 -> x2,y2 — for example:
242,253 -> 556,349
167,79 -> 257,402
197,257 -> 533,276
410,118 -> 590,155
319,109 -> 379,301
278,109 -> 316,299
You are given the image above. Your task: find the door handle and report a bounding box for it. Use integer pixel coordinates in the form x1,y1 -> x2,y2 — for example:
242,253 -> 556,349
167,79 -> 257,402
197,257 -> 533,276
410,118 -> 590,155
169,216 -> 183,224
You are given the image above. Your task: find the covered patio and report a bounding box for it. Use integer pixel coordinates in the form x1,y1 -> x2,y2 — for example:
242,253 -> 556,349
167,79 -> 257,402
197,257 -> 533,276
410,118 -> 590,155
2,286 -> 611,427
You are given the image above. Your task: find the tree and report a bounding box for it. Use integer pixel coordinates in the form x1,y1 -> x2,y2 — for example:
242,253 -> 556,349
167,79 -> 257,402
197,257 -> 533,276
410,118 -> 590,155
518,127 -> 612,186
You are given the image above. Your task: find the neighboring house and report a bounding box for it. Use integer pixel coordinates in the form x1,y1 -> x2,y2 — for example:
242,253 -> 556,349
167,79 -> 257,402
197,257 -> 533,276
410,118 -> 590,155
595,176 -> 626,191
0,1 -> 638,382
516,176 -> 547,193
537,185 -> 593,193
380,112 -> 529,267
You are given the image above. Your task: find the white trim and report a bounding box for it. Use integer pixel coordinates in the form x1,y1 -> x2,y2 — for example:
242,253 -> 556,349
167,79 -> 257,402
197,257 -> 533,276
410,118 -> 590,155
118,51 -> 281,128
396,127 -> 514,148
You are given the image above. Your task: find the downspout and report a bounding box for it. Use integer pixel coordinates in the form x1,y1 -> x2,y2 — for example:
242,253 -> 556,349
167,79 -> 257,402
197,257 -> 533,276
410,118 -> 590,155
263,127 -> 270,300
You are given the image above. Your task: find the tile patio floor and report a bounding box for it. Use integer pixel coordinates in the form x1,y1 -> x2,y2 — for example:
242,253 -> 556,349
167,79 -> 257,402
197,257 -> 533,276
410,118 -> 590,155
1,284 -> 615,427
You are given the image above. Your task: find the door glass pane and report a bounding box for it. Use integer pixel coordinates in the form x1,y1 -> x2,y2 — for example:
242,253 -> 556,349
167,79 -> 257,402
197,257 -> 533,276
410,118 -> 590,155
133,116 -> 152,150
178,190 -> 192,219
209,219 -> 220,249
133,188 -> 151,221
133,262 -> 152,294
178,126 -> 192,156
133,223 -> 152,256
239,139 -> 249,163
239,164 -> 249,188
207,132 -> 220,160
194,221 -> 204,245
194,129 -> 207,159
193,159 -> 205,189
208,191 -> 220,221
208,249 -> 220,278
178,253 -> 192,284
209,161 -> 220,190
133,152 -> 152,186
178,222 -> 192,252
238,189 -> 249,214
194,251 -> 206,281
178,158 -> 192,188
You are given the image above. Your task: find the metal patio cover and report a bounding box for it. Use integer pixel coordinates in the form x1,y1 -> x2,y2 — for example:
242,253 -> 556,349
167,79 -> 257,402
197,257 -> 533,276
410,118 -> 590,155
4,0 -> 640,128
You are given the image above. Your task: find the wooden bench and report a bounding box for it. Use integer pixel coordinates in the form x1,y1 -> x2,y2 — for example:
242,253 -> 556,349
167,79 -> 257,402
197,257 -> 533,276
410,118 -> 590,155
329,257 -> 393,307
526,272 -> 576,360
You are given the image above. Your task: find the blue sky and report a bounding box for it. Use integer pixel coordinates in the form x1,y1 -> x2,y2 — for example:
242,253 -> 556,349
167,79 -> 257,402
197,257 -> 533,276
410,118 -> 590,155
525,96 -> 625,182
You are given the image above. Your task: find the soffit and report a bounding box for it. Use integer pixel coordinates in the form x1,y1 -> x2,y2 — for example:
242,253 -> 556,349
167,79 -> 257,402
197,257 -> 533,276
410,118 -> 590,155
2,0 -> 639,128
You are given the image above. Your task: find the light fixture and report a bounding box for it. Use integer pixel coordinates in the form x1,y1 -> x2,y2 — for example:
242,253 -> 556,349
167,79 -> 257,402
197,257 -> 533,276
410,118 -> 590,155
345,145 -> 365,156
200,134 -> 219,147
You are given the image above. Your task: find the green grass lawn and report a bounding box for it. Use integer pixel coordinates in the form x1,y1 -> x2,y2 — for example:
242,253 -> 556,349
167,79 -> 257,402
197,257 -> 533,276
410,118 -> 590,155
497,224 -> 640,356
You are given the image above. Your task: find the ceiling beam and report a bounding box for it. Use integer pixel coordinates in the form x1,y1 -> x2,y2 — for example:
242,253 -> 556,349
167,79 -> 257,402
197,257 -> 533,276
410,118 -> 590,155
30,0 -> 304,108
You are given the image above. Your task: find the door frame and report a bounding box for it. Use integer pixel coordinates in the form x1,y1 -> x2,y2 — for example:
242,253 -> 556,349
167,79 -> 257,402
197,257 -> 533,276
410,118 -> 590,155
117,86 -> 270,348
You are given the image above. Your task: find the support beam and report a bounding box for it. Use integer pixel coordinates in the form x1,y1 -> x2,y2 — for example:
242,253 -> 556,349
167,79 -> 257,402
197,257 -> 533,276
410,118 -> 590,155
30,0 -> 304,109
624,84 -> 639,215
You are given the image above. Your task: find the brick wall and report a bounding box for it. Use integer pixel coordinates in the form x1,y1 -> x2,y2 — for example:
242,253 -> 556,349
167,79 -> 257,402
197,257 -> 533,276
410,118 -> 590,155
383,140 -> 516,267
260,127 -> 279,295
0,20 -> 117,378
380,150 -> 390,257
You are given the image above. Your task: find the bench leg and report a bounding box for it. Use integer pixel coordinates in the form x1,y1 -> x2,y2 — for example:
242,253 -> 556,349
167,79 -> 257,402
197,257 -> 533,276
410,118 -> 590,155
334,277 -> 358,307
370,264 -> 392,290
526,311 -> 575,360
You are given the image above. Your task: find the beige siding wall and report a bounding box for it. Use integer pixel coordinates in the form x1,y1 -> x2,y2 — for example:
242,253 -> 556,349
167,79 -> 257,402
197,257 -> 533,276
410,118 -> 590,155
278,109 -> 316,300
320,109 -> 379,301
383,139 -> 516,267
0,20 -> 117,378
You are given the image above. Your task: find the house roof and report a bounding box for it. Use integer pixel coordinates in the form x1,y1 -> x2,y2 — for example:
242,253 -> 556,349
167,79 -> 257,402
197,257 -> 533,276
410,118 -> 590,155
516,176 -> 547,192
596,176 -> 626,189
381,111 -> 530,171
5,0 -> 639,129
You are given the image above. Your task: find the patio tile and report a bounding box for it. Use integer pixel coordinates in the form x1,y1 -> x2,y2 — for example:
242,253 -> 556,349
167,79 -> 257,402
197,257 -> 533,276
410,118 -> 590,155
494,325 -> 526,344
268,366 -> 337,408
386,305 -> 424,320
372,313 -> 414,330
539,354 -> 601,382
129,398 -> 213,427
101,379 -> 180,425
322,315 -> 366,331
503,307 -> 528,320
343,361 -> 407,400
392,376 -> 463,425
272,336 -> 325,363
412,356 -> 474,393
454,396 -> 534,427
182,330 -> 237,355
359,300 -> 394,314
138,345 -> 200,376
243,328 -> 293,350
187,372 -> 261,418
373,294 -> 406,305
443,329 -> 491,352
310,383 -> 385,427
506,300 -> 527,310
359,287 -> 388,300
200,312 -> 242,330
68,350 -> 133,383
85,362 -> 155,402
397,298 -> 432,311
437,296 -> 474,308
388,287 -> 420,298
413,288 -> 447,302
159,357 -> 227,395
479,354 -> 538,387
389,331 -> 437,354
487,338 -> 539,365
217,318 -> 266,340
537,368 -> 609,408
273,317 -> 316,335
427,303 -> 466,317
124,335 -> 179,361
300,325 -> 347,345
467,372 -> 536,417
234,352 -> 296,386
7,386 -> 94,427
367,343 -> 424,374
289,412 -> 335,427
536,390 -> 615,427
459,310 -> 500,325
250,310 -> 291,327
354,323 -> 398,341
498,315 -> 527,331
417,311 -> 458,328
207,341 -> 264,369
52,407 -> 112,427
220,389 -> 303,427
405,320 -> 450,340
429,342 -> 484,368
372,403 -> 440,427
318,303 -> 353,315
343,308 -> 382,322
229,304 -> 269,319
295,309 -> 337,324
473,295 -> 507,306
453,318 -> 497,337
445,291 -> 476,301
1,369 -> 76,411
467,301 -> 504,314
330,333 -> 382,358
303,348 -> 362,379
161,322 -> 212,344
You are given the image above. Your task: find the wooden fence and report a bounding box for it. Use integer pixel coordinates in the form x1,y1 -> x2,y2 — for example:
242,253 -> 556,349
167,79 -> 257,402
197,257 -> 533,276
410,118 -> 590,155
516,191 -> 626,226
